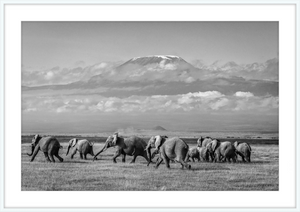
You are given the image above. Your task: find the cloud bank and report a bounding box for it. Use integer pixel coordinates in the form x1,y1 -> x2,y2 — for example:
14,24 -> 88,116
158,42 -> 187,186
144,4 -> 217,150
22,91 -> 278,115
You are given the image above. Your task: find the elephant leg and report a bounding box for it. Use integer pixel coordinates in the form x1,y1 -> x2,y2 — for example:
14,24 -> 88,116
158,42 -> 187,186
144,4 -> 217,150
185,155 -> 190,162
49,154 -> 56,163
43,152 -> 51,162
214,154 -> 218,162
241,155 -> 246,162
79,153 -> 83,159
162,156 -> 170,169
84,154 -> 87,160
54,153 -> 64,162
130,154 -> 137,164
247,154 -> 251,162
30,146 -> 40,162
192,157 -> 195,162
122,153 -> 126,163
211,153 -> 215,162
143,152 -> 150,163
178,158 -> 191,170
155,157 -> 163,169
71,149 -> 77,159
112,150 -> 121,163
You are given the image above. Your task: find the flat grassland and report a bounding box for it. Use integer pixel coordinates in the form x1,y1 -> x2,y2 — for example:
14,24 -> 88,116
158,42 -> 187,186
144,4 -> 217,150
21,136 -> 278,191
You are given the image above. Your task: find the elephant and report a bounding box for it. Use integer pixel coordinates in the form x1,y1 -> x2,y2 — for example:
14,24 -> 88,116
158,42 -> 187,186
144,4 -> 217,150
197,146 -> 209,161
145,135 -> 191,169
206,139 -> 221,161
185,147 -> 200,162
93,133 -> 149,164
233,141 -> 252,162
66,138 -> 94,160
197,136 -> 213,148
213,141 -> 237,163
27,134 -> 63,163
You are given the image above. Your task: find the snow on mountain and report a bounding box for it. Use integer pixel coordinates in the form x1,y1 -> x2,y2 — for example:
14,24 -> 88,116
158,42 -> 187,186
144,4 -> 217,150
131,55 -> 180,61
119,55 -> 193,69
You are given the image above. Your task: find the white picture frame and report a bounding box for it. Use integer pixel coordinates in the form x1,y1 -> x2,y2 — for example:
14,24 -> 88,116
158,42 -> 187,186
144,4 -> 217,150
0,0 -> 299,211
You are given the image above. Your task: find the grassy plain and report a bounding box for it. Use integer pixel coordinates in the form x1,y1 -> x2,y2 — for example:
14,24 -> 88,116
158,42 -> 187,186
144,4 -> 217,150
21,136 -> 278,191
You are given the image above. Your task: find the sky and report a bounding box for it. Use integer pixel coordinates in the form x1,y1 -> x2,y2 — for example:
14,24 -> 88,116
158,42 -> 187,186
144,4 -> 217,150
22,22 -> 278,68
21,22 -> 279,134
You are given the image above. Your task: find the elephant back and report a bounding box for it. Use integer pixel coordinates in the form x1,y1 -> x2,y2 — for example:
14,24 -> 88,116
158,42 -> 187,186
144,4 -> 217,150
125,136 -> 147,150
39,136 -> 60,152
202,137 -> 213,147
77,139 -> 90,152
163,137 -> 189,161
164,137 -> 189,151
238,142 -> 251,154
220,141 -> 235,154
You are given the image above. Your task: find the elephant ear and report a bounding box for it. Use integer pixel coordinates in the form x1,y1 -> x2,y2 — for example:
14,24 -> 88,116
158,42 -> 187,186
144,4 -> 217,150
154,135 -> 163,150
112,133 -> 118,146
71,138 -> 78,147
32,134 -> 41,145
197,136 -> 202,147
149,136 -> 155,146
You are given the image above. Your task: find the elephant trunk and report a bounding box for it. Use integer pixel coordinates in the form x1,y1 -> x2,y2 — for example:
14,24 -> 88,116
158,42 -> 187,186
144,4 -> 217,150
93,143 -> 108,161
151,150 -> 158,159
66,145 -> 71,156
27,145 -> 35,156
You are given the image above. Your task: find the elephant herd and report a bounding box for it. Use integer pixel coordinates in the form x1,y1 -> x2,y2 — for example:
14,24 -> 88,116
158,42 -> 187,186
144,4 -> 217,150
26,133 -> 252,169
186,136 -> 252,163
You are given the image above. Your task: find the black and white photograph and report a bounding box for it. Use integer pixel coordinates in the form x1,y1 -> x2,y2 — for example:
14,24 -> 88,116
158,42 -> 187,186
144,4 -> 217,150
21,21 -> 279,191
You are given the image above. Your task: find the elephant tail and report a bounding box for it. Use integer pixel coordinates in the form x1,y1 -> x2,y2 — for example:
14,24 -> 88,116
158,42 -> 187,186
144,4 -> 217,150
245,143 -> 252,152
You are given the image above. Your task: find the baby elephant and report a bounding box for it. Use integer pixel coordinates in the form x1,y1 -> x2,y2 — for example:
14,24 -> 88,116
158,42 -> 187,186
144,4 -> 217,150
185,147 -> 200,162
233,141 -> 252,162
197,146 -> 209,161
66,138 -> 94,160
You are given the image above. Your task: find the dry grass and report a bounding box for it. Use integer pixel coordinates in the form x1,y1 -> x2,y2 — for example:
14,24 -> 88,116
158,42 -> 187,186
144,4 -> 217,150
21,140 -> 278,191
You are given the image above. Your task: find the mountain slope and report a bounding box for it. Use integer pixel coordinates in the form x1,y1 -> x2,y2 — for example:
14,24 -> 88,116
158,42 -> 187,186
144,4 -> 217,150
152,126 -> 167,131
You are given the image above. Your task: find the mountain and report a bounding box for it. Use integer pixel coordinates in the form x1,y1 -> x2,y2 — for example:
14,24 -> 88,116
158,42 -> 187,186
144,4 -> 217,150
119,55 -> 192,68
152,126 -> 167,131
22,56 -> 279,97
88,55 -> 198,84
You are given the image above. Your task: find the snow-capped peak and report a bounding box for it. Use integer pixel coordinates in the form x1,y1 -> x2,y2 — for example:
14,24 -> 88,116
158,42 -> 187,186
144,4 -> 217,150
132,55 -> 180,61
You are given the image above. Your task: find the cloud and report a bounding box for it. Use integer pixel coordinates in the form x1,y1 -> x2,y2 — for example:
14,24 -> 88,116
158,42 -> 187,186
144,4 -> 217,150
22,91 -> 278,115
234,91 -> 254,98
45,71 -> 54,80
210,98 -> 230,110
184,77 -> 196,83
22,61 -> 121,86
